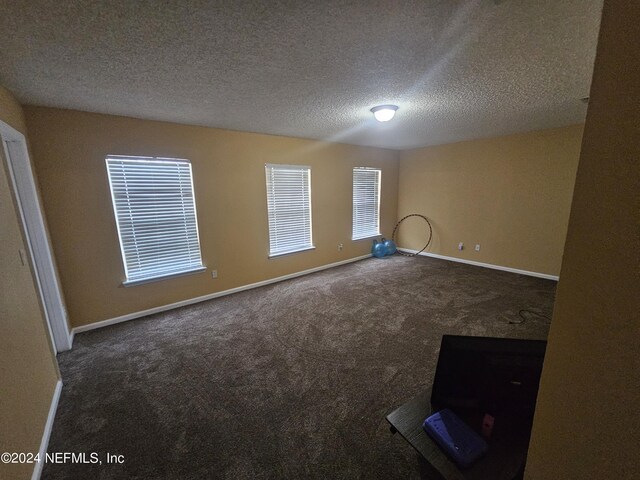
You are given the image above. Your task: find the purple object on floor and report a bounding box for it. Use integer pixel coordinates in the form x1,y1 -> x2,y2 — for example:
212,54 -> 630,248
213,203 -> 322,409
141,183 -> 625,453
423,408 -> 488,468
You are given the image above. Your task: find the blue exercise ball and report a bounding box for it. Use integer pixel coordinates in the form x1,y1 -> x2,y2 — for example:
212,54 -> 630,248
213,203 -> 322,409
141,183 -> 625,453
383,238 -> 397,255
371,239 -> 386,258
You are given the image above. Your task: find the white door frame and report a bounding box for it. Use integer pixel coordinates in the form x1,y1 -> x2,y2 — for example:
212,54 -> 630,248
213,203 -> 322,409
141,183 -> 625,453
1,119 -> 72,352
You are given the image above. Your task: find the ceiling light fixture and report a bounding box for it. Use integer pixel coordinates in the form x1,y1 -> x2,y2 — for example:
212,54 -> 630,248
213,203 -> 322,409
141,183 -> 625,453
371,105 -> 399,122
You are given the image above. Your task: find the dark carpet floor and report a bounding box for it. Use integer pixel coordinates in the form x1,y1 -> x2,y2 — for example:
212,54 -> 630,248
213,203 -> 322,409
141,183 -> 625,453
43,255 -> 555,480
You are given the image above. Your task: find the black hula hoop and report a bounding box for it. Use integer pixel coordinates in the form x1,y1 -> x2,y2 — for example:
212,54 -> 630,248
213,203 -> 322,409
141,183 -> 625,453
391,214 -> 433,257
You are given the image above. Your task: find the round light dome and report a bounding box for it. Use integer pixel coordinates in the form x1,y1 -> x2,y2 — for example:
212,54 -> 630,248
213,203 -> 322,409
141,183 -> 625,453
370,105 -> 399,122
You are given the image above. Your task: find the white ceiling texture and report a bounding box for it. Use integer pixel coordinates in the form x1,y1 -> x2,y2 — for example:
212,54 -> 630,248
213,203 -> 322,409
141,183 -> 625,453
0,0 -> 603,149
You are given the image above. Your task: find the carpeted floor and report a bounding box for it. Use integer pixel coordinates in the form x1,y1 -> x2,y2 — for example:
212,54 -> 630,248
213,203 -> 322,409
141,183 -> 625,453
43,256 -> 555,480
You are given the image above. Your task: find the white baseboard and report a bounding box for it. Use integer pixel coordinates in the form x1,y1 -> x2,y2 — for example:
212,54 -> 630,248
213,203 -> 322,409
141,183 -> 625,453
72,254 -> 372,337
400,248 -> 560,281
31,379 -> 62,480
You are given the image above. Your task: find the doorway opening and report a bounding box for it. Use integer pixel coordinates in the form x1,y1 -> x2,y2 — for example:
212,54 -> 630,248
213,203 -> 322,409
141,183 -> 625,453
1,119 -> 72,352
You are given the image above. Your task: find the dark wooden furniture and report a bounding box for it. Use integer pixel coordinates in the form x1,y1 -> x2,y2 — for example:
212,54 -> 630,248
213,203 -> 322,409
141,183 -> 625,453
386,388 -> 530,480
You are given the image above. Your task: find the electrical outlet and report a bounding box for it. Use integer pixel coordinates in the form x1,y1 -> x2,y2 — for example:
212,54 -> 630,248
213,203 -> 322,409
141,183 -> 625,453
475,244 -> 481,252
211,270 -> 218,279
338,243 -> 343,251
458,242 -> 464,251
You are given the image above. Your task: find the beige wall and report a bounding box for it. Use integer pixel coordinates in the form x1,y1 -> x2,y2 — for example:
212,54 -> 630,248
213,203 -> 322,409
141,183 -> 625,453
24,107 -> 399,328
397,125 -> 583,276
0,86 -> 27,133
526,1 -> 639,478
0,86 -> 60,480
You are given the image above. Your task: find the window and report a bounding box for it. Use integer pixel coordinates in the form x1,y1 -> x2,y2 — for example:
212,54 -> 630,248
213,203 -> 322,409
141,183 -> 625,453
106,155 -> 204,285
265,164 -> 313,257
352,167 -> 381,240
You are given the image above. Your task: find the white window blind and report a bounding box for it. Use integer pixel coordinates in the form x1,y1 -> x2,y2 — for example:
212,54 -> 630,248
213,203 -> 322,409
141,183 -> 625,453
265,164 -> 313,257
106,155 -> 204,285
352,167 -> 381,240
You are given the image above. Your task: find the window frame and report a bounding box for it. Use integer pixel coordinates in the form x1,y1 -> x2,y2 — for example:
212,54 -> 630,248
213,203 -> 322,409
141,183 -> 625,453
106,155 -> 205,286
265,163 -> 314,258
352,167 -> 382,241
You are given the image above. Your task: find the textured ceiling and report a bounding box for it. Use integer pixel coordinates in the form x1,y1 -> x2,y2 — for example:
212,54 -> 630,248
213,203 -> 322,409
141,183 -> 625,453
0,0 -> 602,149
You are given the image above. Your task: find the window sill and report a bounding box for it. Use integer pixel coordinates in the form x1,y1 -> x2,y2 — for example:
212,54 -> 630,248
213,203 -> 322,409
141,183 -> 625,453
268,246 -> 315,258
352,233 -> 381,241
122,266 -> 206,287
